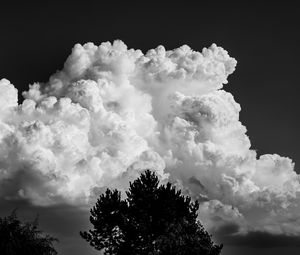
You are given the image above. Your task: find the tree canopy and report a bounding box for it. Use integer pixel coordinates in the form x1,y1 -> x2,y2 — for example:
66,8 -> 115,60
80,170 -> 222,255
0,210 -> 58,255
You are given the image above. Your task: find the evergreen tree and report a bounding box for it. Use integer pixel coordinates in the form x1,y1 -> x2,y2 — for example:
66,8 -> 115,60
81,170 -> 222,255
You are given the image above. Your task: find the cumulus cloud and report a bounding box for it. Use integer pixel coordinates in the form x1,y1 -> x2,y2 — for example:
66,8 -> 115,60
0,40 -> 299,239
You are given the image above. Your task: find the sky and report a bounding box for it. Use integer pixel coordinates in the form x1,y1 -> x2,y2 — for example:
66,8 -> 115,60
0,1 -> 300,255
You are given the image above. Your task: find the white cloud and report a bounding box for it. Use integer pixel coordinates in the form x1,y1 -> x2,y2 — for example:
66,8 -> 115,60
0,40 -> 299,236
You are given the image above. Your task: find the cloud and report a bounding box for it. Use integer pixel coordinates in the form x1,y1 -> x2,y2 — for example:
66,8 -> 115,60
217,230 -> 300,247
0,40 -> 299,241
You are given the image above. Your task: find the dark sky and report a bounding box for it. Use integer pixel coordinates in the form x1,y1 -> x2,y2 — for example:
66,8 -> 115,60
0,1 -> 300,255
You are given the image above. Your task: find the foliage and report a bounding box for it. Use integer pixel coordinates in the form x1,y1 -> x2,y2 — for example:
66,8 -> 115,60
0,210 -> 58,255
81,170 -> 222,255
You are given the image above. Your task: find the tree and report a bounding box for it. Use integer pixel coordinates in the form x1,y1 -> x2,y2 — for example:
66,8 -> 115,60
0,210 -> 58,255
80,170 -> 222,255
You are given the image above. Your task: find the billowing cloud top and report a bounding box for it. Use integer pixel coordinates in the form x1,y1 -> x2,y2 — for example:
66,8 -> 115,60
0,40 -> 299,237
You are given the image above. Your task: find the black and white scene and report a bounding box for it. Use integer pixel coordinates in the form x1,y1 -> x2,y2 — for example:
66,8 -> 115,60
0,2 -> 300,255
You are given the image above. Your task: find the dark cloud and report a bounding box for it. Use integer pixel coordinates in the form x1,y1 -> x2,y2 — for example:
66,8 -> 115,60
216,229 -> 300,248
222,245 -> 300,255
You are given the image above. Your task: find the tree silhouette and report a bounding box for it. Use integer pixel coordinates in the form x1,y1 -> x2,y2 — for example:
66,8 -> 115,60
0,210 -> 58,255
81,170 -> 222,255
